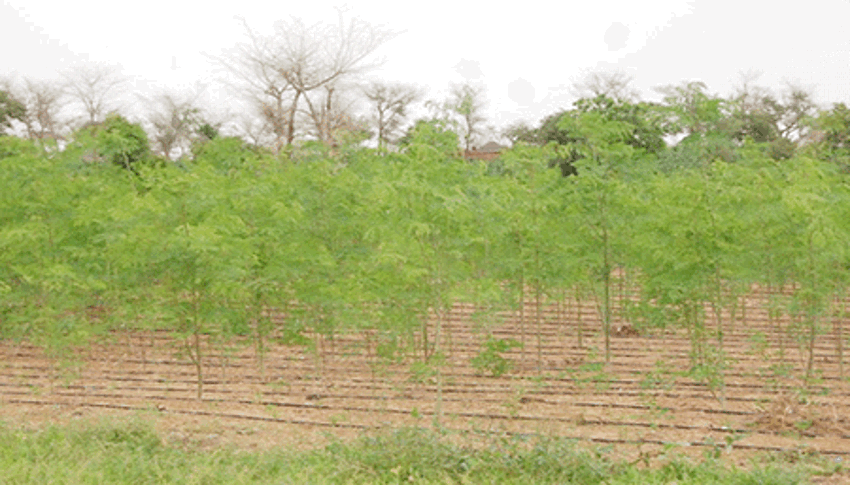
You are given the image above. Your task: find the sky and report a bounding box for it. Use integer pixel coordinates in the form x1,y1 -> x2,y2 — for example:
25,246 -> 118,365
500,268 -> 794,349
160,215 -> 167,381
3,0 -> 850,141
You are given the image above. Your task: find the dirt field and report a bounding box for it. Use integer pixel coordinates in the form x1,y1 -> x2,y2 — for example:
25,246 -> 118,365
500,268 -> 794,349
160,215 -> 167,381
2,290 -> 850,465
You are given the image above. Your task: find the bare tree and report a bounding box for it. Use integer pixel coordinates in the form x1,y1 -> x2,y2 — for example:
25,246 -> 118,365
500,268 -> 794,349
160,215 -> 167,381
302,81 -> 364,144
216,10 -> 396,150
142,90 -> 205,160
275,10 -> 395,146
362,80 -> 423,151
572,70 -> 640,102
60,63 -> 127,126
235,111 -> 275,147
212,18 -> 295,152
6,77 -> 67,141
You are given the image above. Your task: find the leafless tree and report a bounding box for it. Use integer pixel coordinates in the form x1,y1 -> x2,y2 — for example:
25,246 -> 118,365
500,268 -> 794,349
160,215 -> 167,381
234,112 -> 275,147
274,11 -> 395,146
572,70 -> 640,102
142,90 -> 205,160
215,10 -> 396,150
362,80 -> 423,151
60,63 -> 127,126
212,18 -> 295,152
6,77 -> 68,141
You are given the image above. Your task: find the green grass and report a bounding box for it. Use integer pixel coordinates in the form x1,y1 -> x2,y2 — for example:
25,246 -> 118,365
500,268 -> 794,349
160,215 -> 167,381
0,417 -> 842,484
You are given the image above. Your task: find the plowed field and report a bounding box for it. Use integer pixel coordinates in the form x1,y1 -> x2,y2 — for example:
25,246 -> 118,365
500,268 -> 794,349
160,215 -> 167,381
2,290 -> 850,462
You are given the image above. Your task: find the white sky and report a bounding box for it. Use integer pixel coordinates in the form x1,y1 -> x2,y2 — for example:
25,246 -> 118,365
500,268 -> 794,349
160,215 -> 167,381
3,0 -> 850,139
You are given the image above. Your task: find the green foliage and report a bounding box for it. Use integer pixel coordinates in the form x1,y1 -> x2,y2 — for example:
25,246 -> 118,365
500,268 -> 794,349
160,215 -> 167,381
398,118 -> 460,158
70,114 -> 150,171
0,135 -> 39,160
196,122 -> 220,142
471,336 -> 522,377
0,419 -> 835,484
809,102 -> 850,170
0,89 -> 26,131
191,136 -> 260,171
4,100 -> 850,398
527,95 -> 668,176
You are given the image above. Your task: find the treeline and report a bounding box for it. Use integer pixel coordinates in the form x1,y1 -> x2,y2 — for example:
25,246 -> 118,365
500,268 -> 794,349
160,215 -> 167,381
2,109 -> 850,396
1,10 -> 849,165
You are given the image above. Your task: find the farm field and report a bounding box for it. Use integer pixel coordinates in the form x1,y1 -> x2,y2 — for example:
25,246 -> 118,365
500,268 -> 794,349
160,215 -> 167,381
3,289 -> 849,463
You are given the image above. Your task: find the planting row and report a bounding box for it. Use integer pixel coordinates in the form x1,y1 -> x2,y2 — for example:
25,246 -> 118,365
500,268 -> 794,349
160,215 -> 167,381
2,125 -> 850,393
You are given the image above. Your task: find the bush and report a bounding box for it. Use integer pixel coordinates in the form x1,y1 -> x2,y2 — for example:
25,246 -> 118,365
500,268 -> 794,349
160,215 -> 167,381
71,114 -> 150,171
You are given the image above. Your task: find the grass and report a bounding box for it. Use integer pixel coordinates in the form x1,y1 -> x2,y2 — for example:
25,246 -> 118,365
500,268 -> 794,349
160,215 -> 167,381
0,417 -> 843,484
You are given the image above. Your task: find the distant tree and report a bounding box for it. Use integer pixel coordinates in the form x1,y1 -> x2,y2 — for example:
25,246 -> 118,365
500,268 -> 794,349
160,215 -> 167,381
0,89 -> 26,133
303,81 -> 370,145
448,82 -> 488,151
216,10 -> 396,150
805,102 -> 850,170
502,120 -> 538,145
142,90 -> 207,160
527,95 -> 669,176
362,80 -> 423,151
213,18 -> 295,152
71,113 -> 150,171
653,81 -> 733,138
572,70 -> 640,102
573,95 -> 668,155
60,63 -> 127,126
399,118 -> 460,157
653,80 -> 738,164
196,122 -> 220,143
728,71 -> 818,159
3,77 -> 67,141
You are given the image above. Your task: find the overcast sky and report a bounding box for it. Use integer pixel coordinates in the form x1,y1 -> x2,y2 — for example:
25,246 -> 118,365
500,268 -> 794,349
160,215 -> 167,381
3,0 -> 849,139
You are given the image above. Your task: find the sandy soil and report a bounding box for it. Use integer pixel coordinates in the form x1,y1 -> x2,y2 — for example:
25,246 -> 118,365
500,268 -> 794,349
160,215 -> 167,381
2,291 -> 849,466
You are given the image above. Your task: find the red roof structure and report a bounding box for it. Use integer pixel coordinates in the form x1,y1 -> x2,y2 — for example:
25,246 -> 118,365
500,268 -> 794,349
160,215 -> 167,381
464,141 -> 507,161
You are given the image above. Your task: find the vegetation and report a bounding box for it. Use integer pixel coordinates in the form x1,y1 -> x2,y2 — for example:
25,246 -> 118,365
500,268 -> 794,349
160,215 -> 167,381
0,418 -> 840,484
4,9 -> 850,478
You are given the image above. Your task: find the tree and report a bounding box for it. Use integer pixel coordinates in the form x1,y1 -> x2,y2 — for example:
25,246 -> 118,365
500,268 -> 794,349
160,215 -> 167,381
653,81 -> 738,165
362,80 -> 423,151
502,120 -> 538,146
525,95 -> 669,176
142,90 -> 205,160
572,70 -> 640,102
447,82 -> 487,152
302,81 -> 370,145
0,89 -> 26,133
212,19 -> 294,152
219,10 -> 396,150
398,118 -> 461,158
60,63 -> 127,126
2,77 -> 67,141
805,102 -> 850,170
729,71 -> 818,159
71,113 -> 150,171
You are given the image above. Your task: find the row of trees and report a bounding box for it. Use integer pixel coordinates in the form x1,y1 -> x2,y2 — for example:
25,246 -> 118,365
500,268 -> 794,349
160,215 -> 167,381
0,10 -> 493,160
3,107 -> 850,397
4,10 -> 848,164
507,71 -> 850,173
